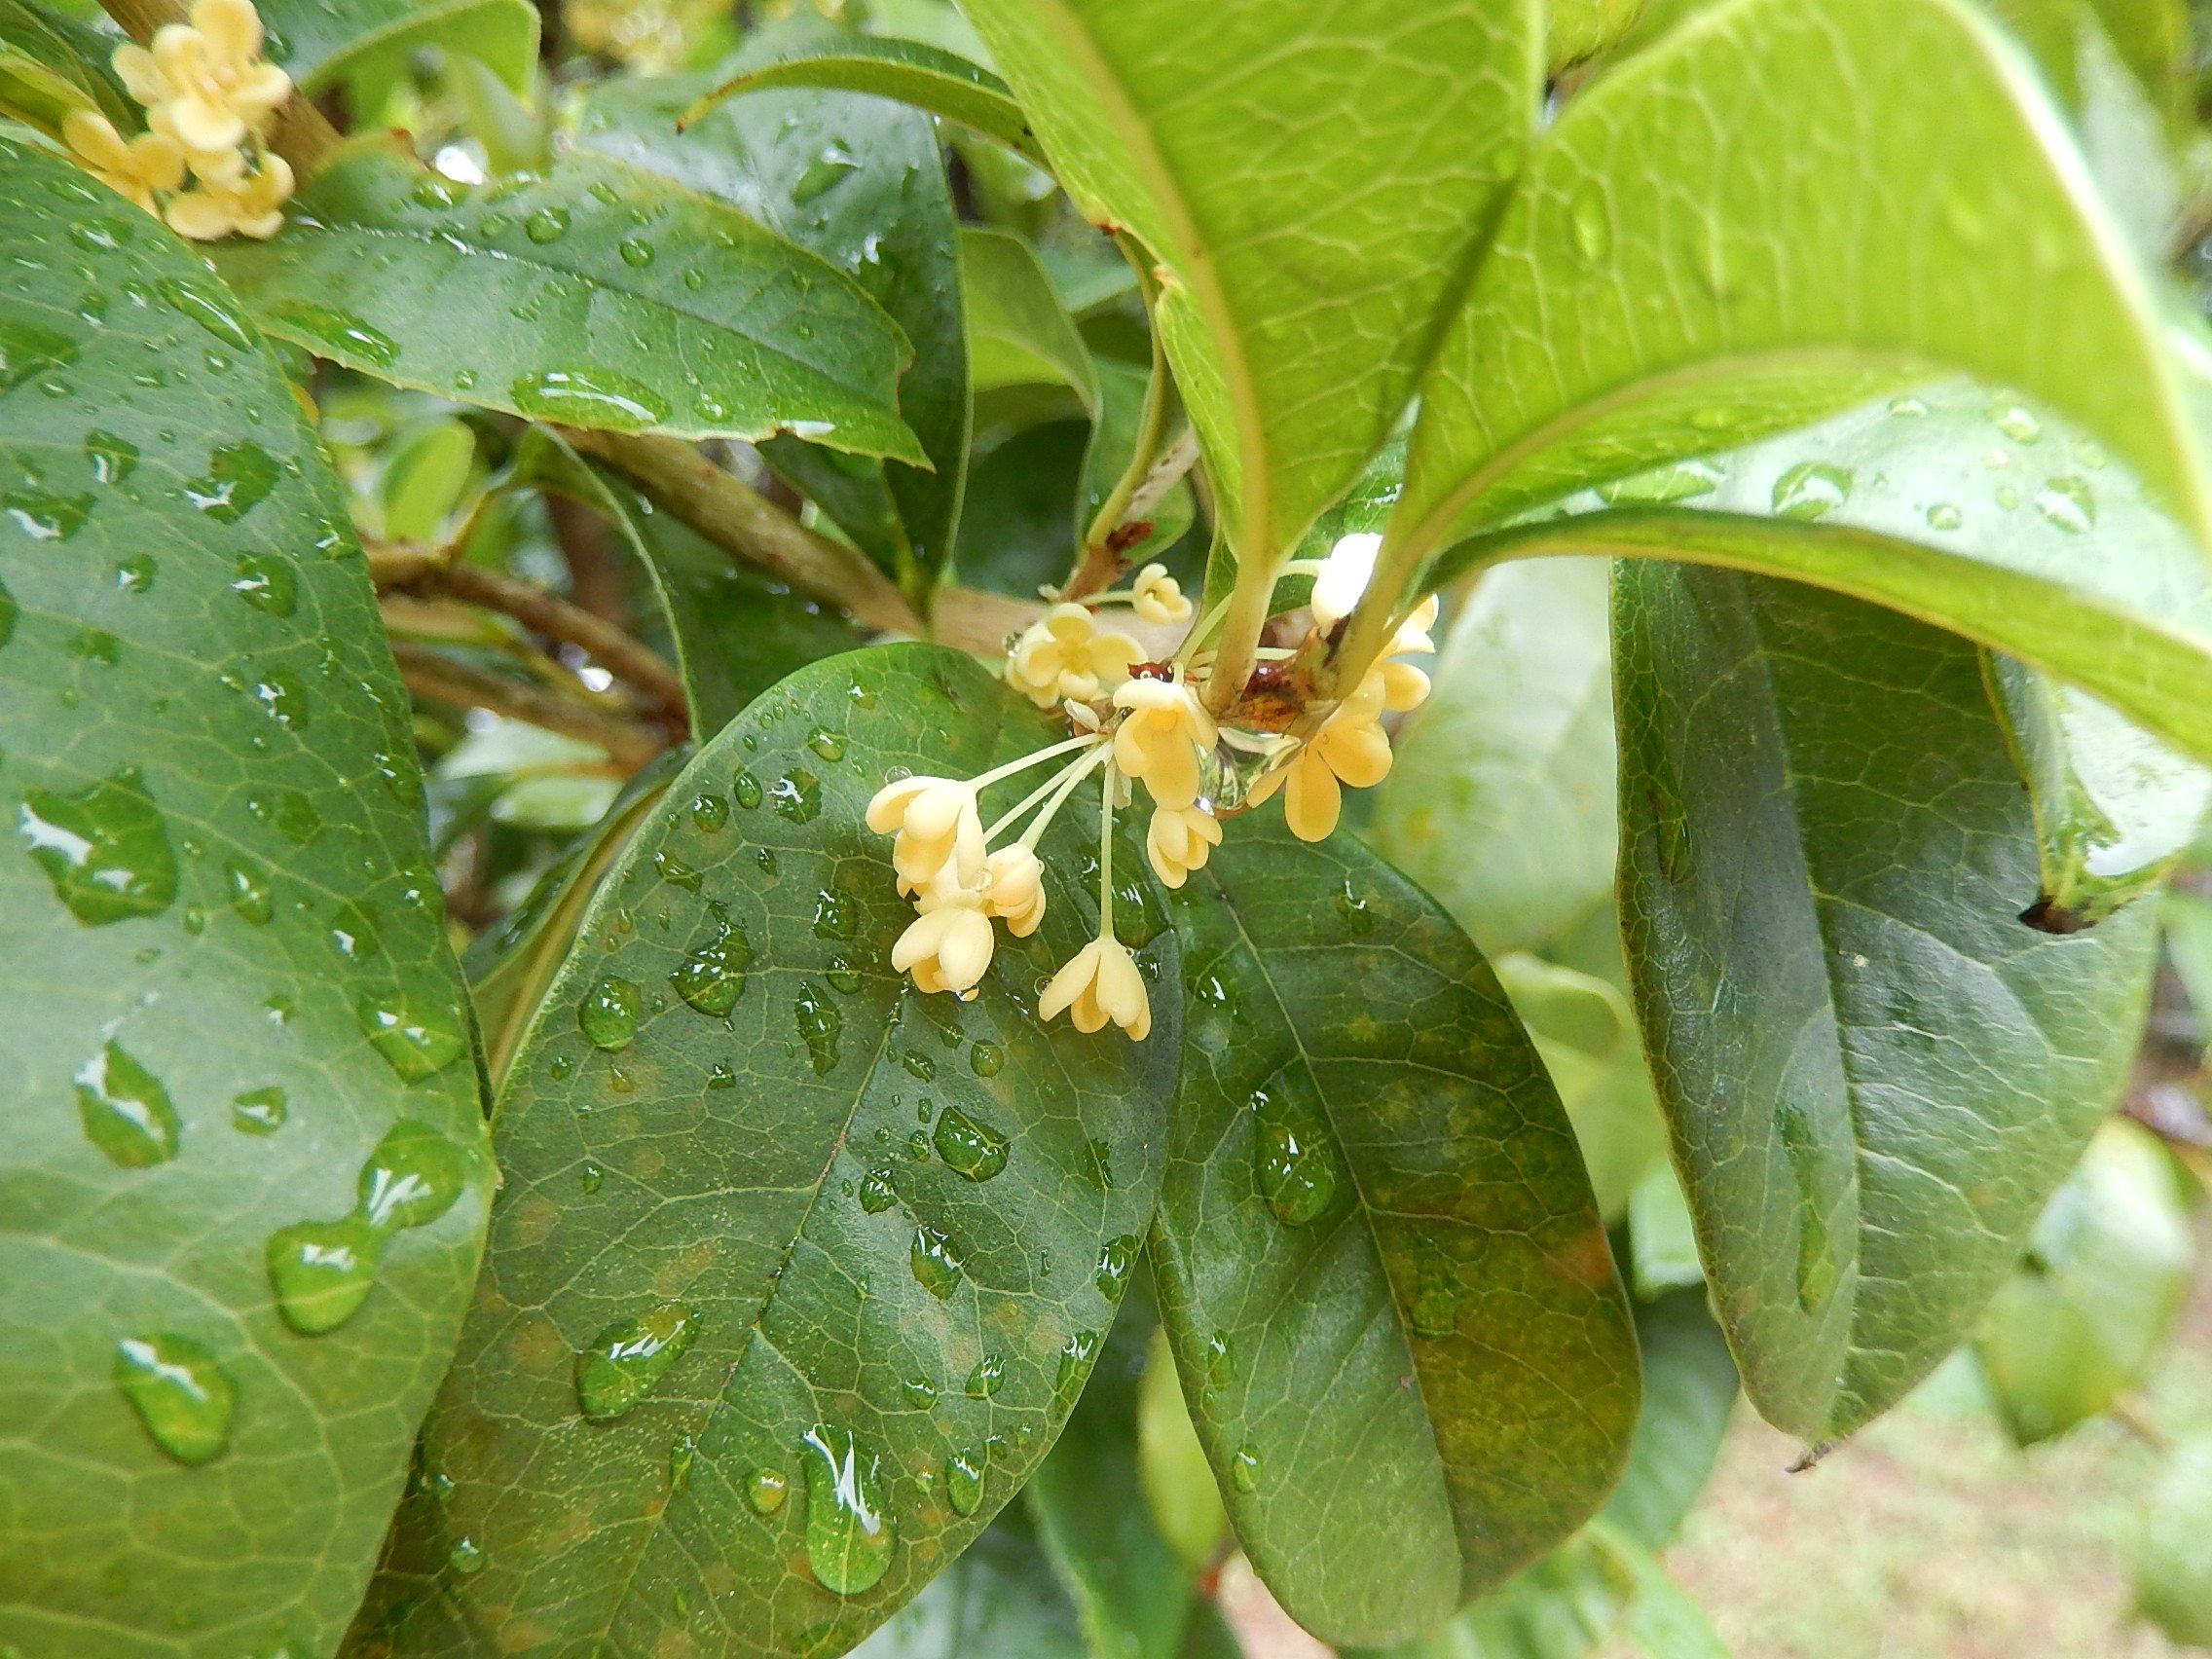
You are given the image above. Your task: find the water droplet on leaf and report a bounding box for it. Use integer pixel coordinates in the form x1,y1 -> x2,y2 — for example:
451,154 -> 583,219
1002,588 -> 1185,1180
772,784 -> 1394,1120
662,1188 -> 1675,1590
932,1108 -> 1008,1182
76,1041 -> 178,1165
575,1302 -> 697,1419
115,1333 -> 232,1464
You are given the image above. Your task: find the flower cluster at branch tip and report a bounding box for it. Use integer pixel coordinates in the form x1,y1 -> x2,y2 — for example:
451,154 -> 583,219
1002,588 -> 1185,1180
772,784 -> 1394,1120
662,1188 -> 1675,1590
64,0 -> 294,239
866,530 -> 1439,1043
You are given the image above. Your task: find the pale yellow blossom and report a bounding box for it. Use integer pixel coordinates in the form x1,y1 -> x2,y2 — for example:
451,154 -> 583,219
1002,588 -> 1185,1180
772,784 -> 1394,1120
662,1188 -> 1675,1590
166,151 -> 292,240
866,775 -> 985,891
1145,803 -> 1221,889
982,844 -> 1046,937
1007,604 -> 1140,708
892,884 -> 995,995
1394,593 -> 1439,655
1379,659 -> 1431,713
1248,673 -> 1394,842
1110,677 -> 1216,811
114,0 -> 290,156
1039,936 -> 1151,1040
61,110 -> 183,214
1130,563 -> 1193,626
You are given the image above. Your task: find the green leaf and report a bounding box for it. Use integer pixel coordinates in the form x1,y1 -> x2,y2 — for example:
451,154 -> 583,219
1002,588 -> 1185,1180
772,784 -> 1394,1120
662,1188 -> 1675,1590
953,418 -> 1091,597
958,0 -> 1541,562
348,644 -> 1181,1657
257,0 -> 538,94
1974,1119 -> 2193,1446
1985,654 -> 2209,929
1026,1278 -> 1197,1659
851,1509 -> 1088,1659
211,137 -> 924,461
1601,1289 -> 1737,1549
2136,1429 -> 2212,1645
1442,382 -> 2212,768
0,0 -> 132,132
576,53 -> 968,590
1136,1323 -> 1229,1572
1549,0 -> 1648,69
1613,564 -> 2160,1440
1151,815 -> 1640,1645
379,417 -> 475,541
0,138 -> 490,1657
682,33 -> 1050,169
1371,557 -> 1618,957
462,748 -> 684,1086
1393,0 -> 2212,571
963,226 -> 1099,410
1081,357 -> 1194,569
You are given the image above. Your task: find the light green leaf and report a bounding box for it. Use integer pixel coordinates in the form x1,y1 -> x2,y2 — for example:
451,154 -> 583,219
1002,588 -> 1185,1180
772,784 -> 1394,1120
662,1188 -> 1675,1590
1393,0 -> 2212,575
2136,1429 -> 2212,1645
1986,655 -> 2210,929
1372,557 -> 1618,957
2163,889 -> 2212,1015
959,0 -> 1541,562
212,137 -> 924,461
1082,357 -> 1195,570
379,417 -> 475,541
1152,815 -> 1640,1645
1626,1163 -> 1703,1299
257,0 -> 538,93
0,0 -> 133,131
1601,1289 -> 1737,1549
1614,564 -> 2160,1439
1027,1279 -> 1197,1659
963,226 -> 1099,410
577,51 -> 967,590
1974,1119 -> 2194,1446
1549,0 -> 1648,68
0,138 -> 490,1658
1137,1323 -> 1229,1573
346,644 -> 1181,1658
682,33 -> 1050,168
851,1509 -> 1088,1659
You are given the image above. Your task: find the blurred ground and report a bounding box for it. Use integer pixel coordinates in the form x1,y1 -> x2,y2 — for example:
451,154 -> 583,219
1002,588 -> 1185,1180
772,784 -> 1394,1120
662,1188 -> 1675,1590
1615,1229 -> 2212,1659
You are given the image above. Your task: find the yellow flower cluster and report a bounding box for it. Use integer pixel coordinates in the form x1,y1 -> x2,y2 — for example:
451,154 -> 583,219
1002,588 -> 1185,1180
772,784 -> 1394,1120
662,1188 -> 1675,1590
65,0 -> 294,240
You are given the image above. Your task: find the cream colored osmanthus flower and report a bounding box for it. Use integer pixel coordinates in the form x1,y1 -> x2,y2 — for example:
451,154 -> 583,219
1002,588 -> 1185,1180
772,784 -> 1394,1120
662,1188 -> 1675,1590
61,110 -> 184,214
891,871 -> 997,996
867,775 -> 986,890
1145,803 -> 1221,888
1111,676 -> 1216,811
114,0 -> 290,156
1040,935 -> 1151,1039
166,150 -> 292,240
981,844 -> 1046,937
1129,563 -> 1193,626
1006,603 -> 1141,708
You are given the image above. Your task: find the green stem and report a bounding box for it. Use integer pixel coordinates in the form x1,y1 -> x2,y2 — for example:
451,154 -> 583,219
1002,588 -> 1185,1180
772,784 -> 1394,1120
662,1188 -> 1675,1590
1011,744 -> 1111,847
1095,760 -> 1118,939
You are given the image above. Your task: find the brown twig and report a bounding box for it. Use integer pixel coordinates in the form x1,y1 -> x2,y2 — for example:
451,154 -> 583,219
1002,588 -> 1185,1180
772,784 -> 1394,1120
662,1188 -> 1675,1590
544,491 -> 633,633
388,640 -> 666,769
559,427 -> 925,636
372,547 -> 687,724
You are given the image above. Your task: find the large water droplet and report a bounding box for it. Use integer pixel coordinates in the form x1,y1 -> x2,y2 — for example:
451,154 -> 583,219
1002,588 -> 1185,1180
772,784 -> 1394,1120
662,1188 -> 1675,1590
233,1086 -> 286,1133
114,1333 -> 232,1464
794,983 -> 840,1074
1229,1444 -> 1260,1493
355,993 -> 466,1082
618,236 -> 654,267
184,441 -> 277,524
965,1353 -> 1004,1398
358,1121 -> 466,1231
945,1449 -> 983,1516
732,770 -> 762,809
1987,396 -> 2042,444
799,1423 -> 895,1593
689,793 -> 728,831
749,1466 -> 789,1513
858,1165 -> 897,1213
2033,475 -> 2095,535
1094,1235 -> 1138,1299
1925,502 -> 1963,532
575,1301 -> 697,1419
1055,1329 -> 1099,1398
0,316 -> 80,391
671,921 -> 748,1016
85,427 -> 138,484
1250,1086 -> 1342,1227
447,1536 -> 487,1574
770,771 -> 821,824
578,976 -> 642,1051
21,770 -> 177,925
266,301 -> 399,367
1568,188 -> 1611,264
1204,1330 -> 1235,1387
76,1041 -> 179,1166
159,275 -> 254,350
910,1226 -> 965,1299
524,206 -> 571,242
792,141 -> 863,204
931,1108 -> 1008,1182
806,726 -> 845,762
267,1215 -> 382,1333
811,887 -> 857,940
509,368 -> 670,431
231,553 -> 298,617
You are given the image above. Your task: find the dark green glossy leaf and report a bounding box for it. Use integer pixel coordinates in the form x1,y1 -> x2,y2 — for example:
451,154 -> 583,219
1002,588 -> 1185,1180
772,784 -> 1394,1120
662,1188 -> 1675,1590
683,33 -> 1049,168
258,0 -> 537,93
963,226 -> 1098,409
850,1509 -> 1087,1659
1974,1120 -> 2192,1446
953,418 -> 1090,598
577,51 -> 967,592
1372,557 -> 1617,958
961,0 -> 1540,562
1614,564 -> 2160,1439
348,644 -> 1180,1658
1395,0 -> 2212,568
1152,815 -> 1640,1645
1026,1277 -> 1196,1659
0,137 -> 491,1659
462,749 -> 684,1086
212,138 -> 923,461
1601,1288 -> 1737,1549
